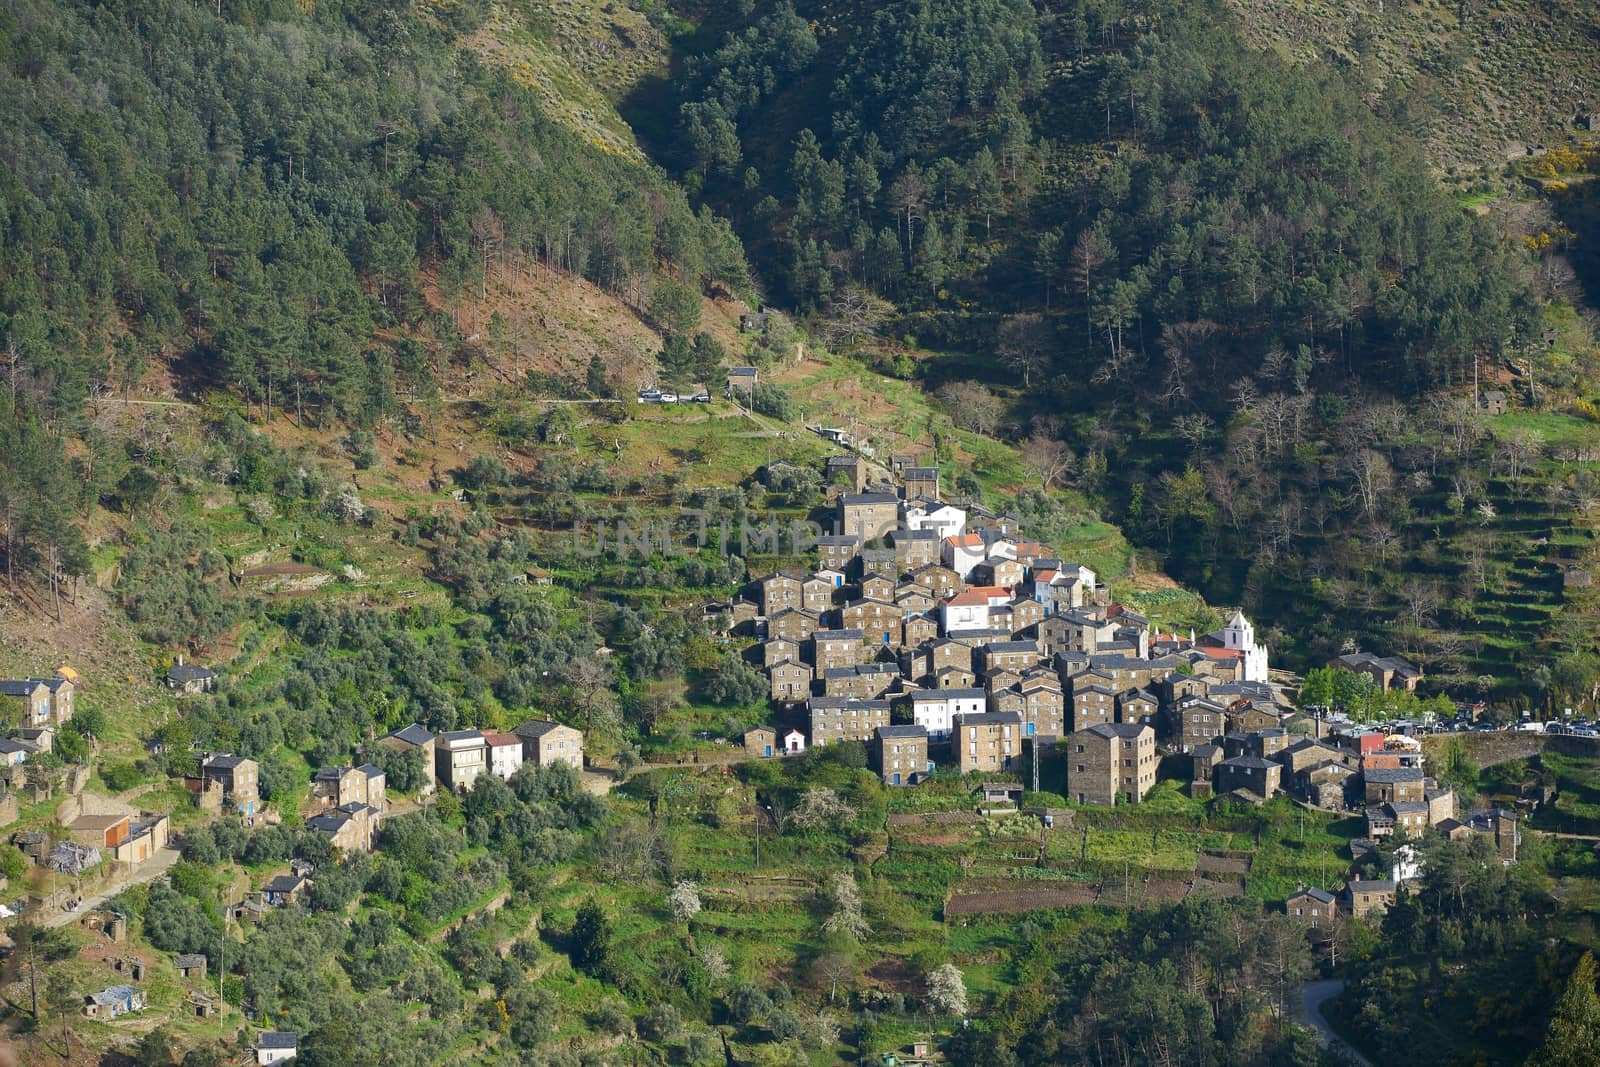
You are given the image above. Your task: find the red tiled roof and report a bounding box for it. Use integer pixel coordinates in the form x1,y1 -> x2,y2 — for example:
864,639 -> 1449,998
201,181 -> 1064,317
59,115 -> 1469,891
944,586 -> 1012,607
484,732 -> 523,748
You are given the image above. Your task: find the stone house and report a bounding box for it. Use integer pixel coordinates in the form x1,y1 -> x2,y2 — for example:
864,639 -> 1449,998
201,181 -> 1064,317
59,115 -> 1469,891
1177,699 -> 1227,753
768,608 -> 820,644
873,725 -> 929,786
763,637 -> 802,670
1116,688 -> 1160,727
840,599 -> 900,647
860,574 -> 896,602
817,535 -> 861,572
175,953 -> 208,980
1067,722 -> 1156,806
860,547 -> 899,576
200,753 -> 260,816
1344,879 -> 1397,919
1225,703 -> 1281,735
801,576 -> 837,614
1364,766 -> 1425,806
1285,887 -> 1337,927
908,564 -> 962,599
307,802 -> 375,853
513,720 -> 583,770
839,492 -> 900,542
84,985 -> 145,1019
0,675 -> 74,727
892,528 -> 941,570
824,452 -> 865,493
809,697 -> 891,746
770,660 -> 814,702
377,723 -> 436,794
893,584 -> 937,615
760,573 -> 805,615
902,615 -> 939,647
1215,756 -> 1281,798
903,466 -> 939,501
1330,652 -> 1423,694
165,660 -> 215,696
933,664 -> 977,689
1190,744 -> 1223,797
1071,684 -> 1116,731
979,640 -> 1038,676
1018,675 -> 1065,738
743,726 -> 777,758
954,711 -> 1022,773
821,663 -> 898,700
1009,597 -> 1046,634
809,630 -> 865,672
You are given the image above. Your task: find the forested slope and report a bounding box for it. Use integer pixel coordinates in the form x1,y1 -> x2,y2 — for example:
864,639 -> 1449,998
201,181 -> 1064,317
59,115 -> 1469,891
0,0 -> 747,610
653,0 -> 1600,701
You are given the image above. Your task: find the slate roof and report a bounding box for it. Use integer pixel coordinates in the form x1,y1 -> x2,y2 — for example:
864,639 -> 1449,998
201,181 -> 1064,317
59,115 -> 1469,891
167,663 -> 215,683
1289,887 -> 1337,904
953,711 -> 1022,727
1079,723 -> 1149,742
386,723 -> 433,746
259,1032 -> 299,1050
1365,767 -> 1424,783
876,725 -> 928,739
912,688 -> 986,701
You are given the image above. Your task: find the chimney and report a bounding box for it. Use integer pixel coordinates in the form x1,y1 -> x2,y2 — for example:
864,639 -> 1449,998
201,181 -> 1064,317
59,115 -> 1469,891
177,653 -> 184,667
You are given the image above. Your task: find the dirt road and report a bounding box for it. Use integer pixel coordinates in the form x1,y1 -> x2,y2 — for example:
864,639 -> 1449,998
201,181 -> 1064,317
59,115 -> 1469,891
43,846 -> 182,928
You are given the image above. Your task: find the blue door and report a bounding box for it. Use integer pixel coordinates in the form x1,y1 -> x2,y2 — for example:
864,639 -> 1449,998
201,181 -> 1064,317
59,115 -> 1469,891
764,745 -> 772,757
892,773 -> 901,785
1026,723 -> 1035,736
883,631 -> 891,644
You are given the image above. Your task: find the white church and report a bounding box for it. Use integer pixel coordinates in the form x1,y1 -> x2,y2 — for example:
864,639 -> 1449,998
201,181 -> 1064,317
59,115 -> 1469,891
1213,610 -> 1270,683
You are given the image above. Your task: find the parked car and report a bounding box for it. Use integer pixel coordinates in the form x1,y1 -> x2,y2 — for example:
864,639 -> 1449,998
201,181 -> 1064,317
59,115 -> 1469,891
637,389 -> 663,403
689,392 -> 711,402
659,393 -> 680,403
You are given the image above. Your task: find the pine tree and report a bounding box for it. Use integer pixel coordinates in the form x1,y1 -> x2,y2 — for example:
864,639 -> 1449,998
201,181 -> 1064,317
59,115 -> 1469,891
1530,952 -> 1600,1067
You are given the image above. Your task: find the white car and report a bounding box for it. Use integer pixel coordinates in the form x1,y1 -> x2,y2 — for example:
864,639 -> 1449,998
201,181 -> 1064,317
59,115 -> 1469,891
659,393 -> 680,403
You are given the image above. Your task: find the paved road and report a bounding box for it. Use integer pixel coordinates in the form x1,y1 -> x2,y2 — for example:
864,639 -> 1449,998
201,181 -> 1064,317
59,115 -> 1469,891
43,846 -> 182,928
1298,980 -> 1373,1067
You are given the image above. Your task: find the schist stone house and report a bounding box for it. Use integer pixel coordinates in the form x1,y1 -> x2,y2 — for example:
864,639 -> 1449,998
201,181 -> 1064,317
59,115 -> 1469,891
1067,723 -> 1156,806
514,719 -> 584,769
166,658 -> 217,695
377,723 -> 437,794
1330,652 -> 1423,693
955,711 -> 1021,774
1285,887 -> 1337,927
0,674 -> 74,727
808,697 -> 891,746
872,724 -> 930,786
199,753 -> 260,816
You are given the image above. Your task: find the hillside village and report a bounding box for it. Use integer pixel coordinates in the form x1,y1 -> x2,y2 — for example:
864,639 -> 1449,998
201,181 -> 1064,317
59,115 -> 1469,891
0,441 -> 1558,1063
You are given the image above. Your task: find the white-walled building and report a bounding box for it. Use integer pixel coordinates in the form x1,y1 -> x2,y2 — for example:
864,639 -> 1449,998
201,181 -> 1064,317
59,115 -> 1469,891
940,586 -> 1015,634
485,732 -> 525,779
910,688 -> 988,740
1219,610 -> 1270,683
905,502 -> 966,541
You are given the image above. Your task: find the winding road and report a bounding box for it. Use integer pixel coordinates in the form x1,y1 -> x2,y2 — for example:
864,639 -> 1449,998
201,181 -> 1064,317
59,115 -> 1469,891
1298,980 -> 1373,1067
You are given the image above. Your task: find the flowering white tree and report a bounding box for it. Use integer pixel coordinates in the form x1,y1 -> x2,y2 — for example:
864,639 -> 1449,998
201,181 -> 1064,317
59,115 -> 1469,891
669,879 -> 702,923
926,962 -> 968,1016
821,870 -> 870,941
